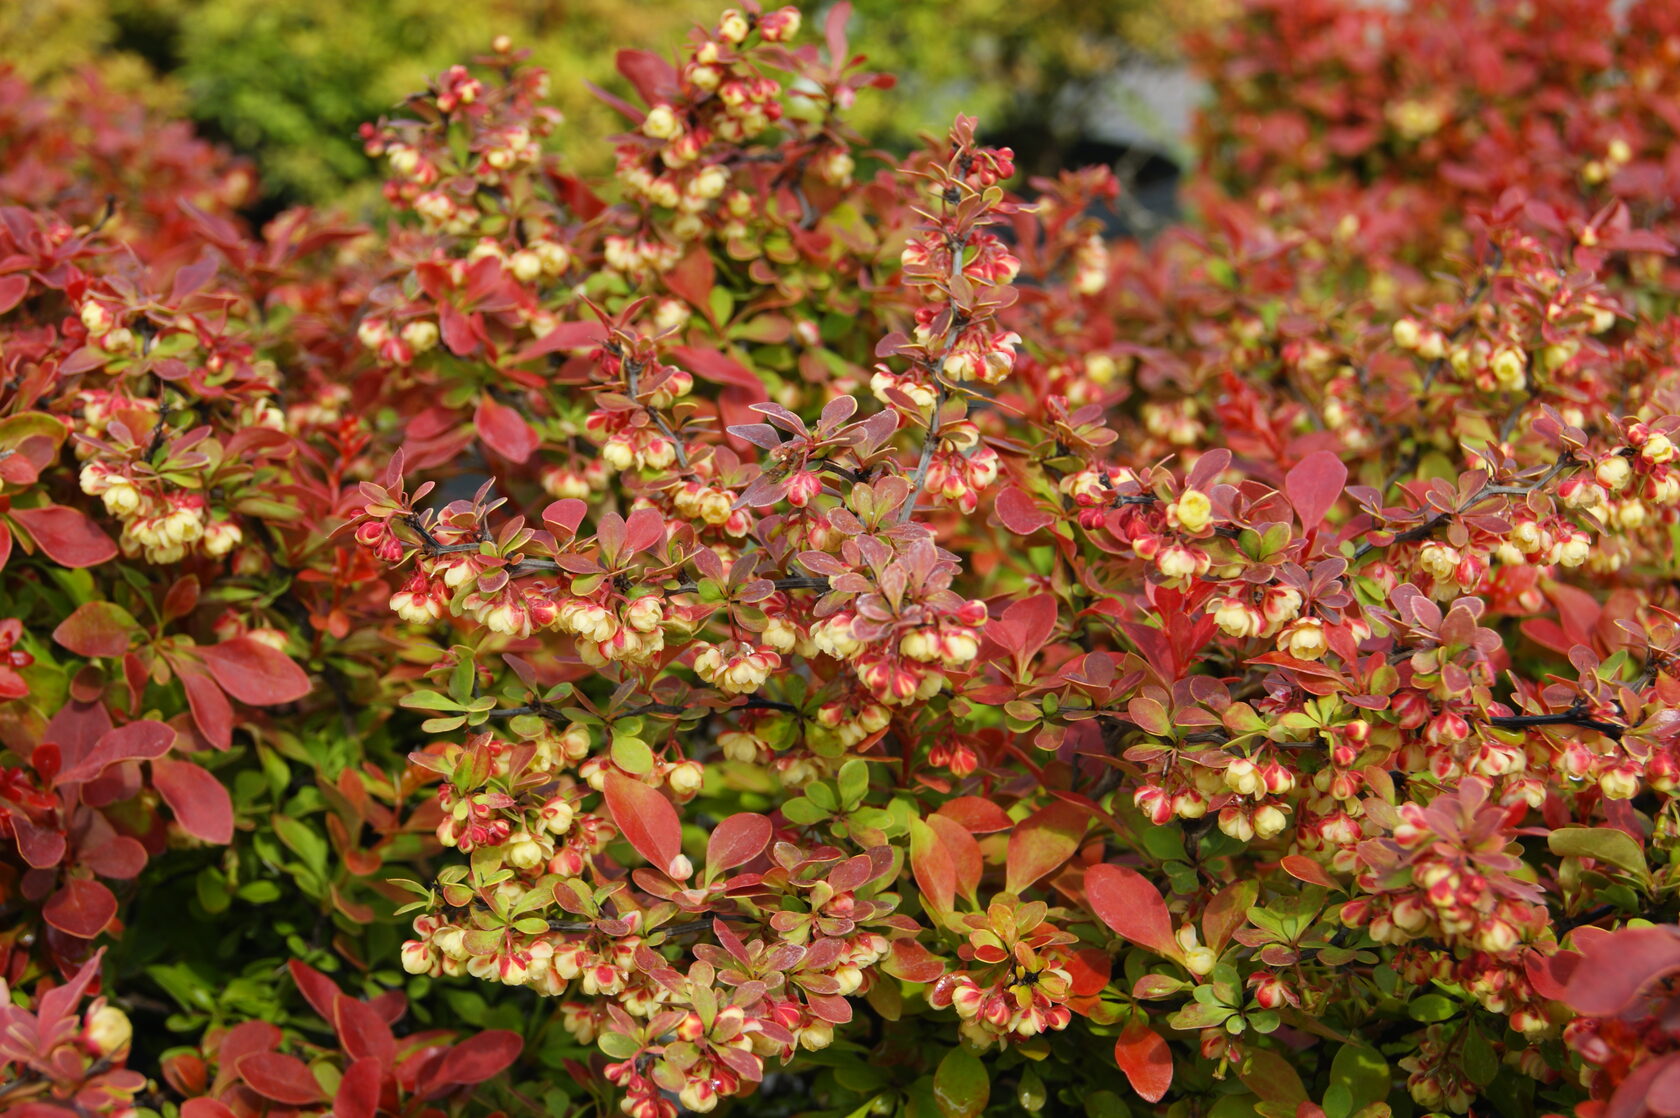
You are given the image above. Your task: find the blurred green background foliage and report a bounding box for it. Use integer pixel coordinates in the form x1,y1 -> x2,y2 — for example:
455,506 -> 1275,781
1,0 -> 1218,209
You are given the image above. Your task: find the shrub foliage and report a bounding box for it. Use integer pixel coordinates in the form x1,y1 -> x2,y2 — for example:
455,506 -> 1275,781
4,2 -> 1680,1117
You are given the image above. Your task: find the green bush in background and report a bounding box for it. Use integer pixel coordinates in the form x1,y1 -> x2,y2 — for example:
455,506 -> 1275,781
2,0 -> 1218,208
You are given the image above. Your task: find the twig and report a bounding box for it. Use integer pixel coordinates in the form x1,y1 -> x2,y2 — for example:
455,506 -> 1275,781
1488,701 -> 1624,741
898,224 -> 972,524
1351,454 -> 1574,561
625,356 -> 692,475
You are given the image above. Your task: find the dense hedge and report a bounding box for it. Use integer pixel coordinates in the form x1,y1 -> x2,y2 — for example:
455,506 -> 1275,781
4,2 -> 1680,1118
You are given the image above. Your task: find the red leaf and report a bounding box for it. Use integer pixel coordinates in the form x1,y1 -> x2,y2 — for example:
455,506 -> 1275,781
475,396 -> 539,464
1279,854 -> 1336,888
11,816 -> 66,868
1002,595 -> 1057,661
1646,1054 -> 1680,1118
334,1058 -> 382,1118
9,1105 -> 83,1118
42,878 -> 117,939
1564,926 -> 1680,1016
1005,801 -> 1086,894
335,997 -> 396,1067
82,835 -> 147,879
882,937 -> 947,983
542,498 -> 588,538
994,484 -> 1056,535
152,760 -> 234,843
909,818 -> 956,916
217,1021 -> 283,1066
824,0 -> 852,62
200,637 -> 311,705
162,575 -> 201,622
58,720 -> 174,784
512,320 -> 606,363
238,1051 -> 325,1104
178,660 -> 233,749
1066,947 -> 1113,998
926,813 -> 983,902
622,507 -> 667,555
1202,880 -> 1257,955
706,813 -> 772,875
433,1030 -> 522,1086
181,1100 -> 238,1118
53,601 -> 139,658
9,505 -> 118,567
1114,1020 -> 1174,1103
1087,863 -> 1180,957
0,273 -> 29,314
0,663 -> 28,698
37,947 -> 105,1029
670,346 -> 767,398
603,772 -> 686,878
666,243 -> 716,316
439,303 -> 478,356
936,796 -> 1014,833
1284,450 -> 1347,530
1524,948 -> 1579,1001
616,49 -> 678,105
288,958 -> 344,1020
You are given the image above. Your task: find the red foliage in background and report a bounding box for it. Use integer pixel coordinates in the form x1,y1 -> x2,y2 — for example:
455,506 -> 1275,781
5,2 -> 1680,1116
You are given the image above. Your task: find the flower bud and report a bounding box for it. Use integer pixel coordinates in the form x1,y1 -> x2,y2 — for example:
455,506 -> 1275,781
642,104 -> 683,141
718,9 -> 750,42
1278,617 -> 1328,660
1170,488 -> 1213,533
1210,598 -> 1263,639
1261,585 -> 1303,626
1641,432 -> 1676,464
667,761 -> 705,797
401,940 -> 437,975
83,1005 -> 132,1057
1596,454 -> 1632,491
1183,946 -> 1218,976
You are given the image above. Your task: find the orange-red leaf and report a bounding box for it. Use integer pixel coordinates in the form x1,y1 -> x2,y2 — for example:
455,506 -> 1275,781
1087,863 -> 1180,957
1114,1020 -> 1173,1102
1005,801 -> 1086,894
200,637 -> 311,706
603,772 -> 686,878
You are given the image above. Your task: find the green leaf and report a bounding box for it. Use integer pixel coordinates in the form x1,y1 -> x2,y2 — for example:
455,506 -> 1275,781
233,496 -> 305,521
1548,827 -> 1648,879
1461,1025 -> 1498,1088
400,689 -> 463,712
1329,1044 -> 1390,1113
1168,1002 -> 1235,1030
1083,1089 -> 1133,1118
610,735 -> 654,775
781,797 -> 828,825
1407,993 -> 1458,1022
271,815 -> 329,878
1237,1049 -> 1307,1108
597,1031 -> 639,1060
933,1047 -> 989,1118
236,880 -> 282,904
838,759 -> 869,808
1017,1066 -> 1047,1112
196,868 -> 231,914
708,285 -> 734,327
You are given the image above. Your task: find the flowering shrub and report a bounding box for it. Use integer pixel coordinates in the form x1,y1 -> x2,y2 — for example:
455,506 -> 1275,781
6,1 -> 1680,1117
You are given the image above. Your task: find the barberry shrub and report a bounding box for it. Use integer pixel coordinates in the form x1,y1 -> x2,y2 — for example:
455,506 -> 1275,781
5,2 -> 1680,1118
